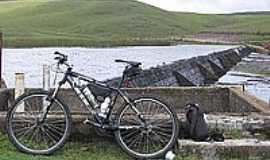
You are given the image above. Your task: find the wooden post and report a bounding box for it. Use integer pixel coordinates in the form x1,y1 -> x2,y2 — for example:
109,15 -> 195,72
15,73 -> 25,112
0,32 -> 3,87
43,64 -> 50,91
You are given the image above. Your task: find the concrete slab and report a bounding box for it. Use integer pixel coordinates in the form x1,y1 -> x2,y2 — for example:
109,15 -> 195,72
178,139 -> 270,159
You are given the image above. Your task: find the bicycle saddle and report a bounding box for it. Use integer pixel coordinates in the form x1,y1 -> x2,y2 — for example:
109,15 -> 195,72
115,59 -> 141,67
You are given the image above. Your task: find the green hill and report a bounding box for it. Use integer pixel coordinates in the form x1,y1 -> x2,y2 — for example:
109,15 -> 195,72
0,0 -> 270,47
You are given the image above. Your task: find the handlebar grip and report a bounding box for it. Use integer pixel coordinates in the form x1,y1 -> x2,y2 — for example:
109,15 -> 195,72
54,51 -> 61,55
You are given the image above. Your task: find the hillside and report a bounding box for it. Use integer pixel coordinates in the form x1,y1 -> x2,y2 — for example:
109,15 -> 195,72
0,0 -> 269,47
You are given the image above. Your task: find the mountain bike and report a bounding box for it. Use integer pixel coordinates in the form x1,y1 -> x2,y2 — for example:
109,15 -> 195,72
6,52 -> 179,159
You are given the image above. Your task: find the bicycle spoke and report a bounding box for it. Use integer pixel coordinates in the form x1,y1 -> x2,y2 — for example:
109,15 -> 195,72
126,132 -> 142,148
151,130 -> 170,145
28,127 -> 39,144
47,123 -> 65,132
13,125 -> 32,134
45,125 -> 62,140
148,133 -> 162,150
16,125 -> 36,140
25,101 -> 36,117
146,132 -> 149,153
147,101 -> 153,116
40,129 -> 50,149
152,126 -> 172,134
151,118 -> 172,126
136,133 -> 144,153
47,119 -> 66,125
44,123 -> 65,136
121,117 -> 139,125
122,129 -> 140,140
12,119 -> 35,124
41,126 -> 58,144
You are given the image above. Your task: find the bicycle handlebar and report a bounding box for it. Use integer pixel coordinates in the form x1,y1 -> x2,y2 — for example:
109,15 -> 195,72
54,51 -> 68,65
54,51 -> 65,57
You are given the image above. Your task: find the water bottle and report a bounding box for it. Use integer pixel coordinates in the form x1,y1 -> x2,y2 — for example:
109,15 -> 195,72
165,151 -> 176,160
83,86 -> 99,108
98,97 -> 111,118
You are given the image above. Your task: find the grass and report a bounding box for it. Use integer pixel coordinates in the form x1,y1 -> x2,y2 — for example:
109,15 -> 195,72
0,131 -> 268,160
0,0 -> 270,47
0,132 -> 200,160
0,133 -> 132,160
258,71 -> 270,77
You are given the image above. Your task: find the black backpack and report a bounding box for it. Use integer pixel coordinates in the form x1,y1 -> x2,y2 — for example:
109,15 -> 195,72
179,103 -> 225,142
184,103 -> 209,141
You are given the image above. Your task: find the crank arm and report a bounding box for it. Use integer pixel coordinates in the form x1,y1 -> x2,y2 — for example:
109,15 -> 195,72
118,125 -> 142,130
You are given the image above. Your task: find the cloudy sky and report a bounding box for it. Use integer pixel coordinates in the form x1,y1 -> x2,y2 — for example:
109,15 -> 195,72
137,0 -> 270,14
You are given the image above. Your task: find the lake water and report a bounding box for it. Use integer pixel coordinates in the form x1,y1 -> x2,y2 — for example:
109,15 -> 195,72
219,52 -> 270,103
219,71 -> 270,102
3,45 -> 236,88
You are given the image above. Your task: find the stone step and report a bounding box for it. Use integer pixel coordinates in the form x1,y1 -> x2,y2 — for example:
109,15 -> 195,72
178,139 -> 270,160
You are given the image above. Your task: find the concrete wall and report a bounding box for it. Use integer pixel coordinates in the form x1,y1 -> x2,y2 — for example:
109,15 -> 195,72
0,86 -> 264,114
229,87 -> 270,115
107,46 -> 255,87
0,86 -> 268,137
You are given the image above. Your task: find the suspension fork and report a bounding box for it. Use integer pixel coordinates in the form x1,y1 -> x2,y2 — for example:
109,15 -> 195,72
40,83 -> 62,123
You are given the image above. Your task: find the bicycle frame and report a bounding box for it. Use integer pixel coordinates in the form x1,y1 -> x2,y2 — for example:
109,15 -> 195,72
42,66 -> 142,128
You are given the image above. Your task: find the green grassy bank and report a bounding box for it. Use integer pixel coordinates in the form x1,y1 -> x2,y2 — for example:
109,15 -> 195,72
0,132 -> 200,160
0,0 -> 270,47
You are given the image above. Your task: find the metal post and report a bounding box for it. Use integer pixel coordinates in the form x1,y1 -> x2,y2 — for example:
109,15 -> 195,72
15,73 -> 25,112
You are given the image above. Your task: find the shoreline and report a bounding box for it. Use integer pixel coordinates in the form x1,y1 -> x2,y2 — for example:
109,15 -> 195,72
2,42 -> 238,49
2,39 -> 241,49
2,31 -> 269,48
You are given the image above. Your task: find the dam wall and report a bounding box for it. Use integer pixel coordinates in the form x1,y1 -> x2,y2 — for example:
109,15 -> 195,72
107,46 -> 255,87
0,86 -> 267,114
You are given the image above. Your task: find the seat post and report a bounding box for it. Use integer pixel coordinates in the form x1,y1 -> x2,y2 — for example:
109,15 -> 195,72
118,67 -> 128,89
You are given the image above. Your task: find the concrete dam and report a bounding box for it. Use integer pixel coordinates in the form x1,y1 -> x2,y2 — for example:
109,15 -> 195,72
107,46 -> 255,87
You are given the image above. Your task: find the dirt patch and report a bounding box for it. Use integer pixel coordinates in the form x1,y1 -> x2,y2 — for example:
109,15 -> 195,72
183,33 -> 242,44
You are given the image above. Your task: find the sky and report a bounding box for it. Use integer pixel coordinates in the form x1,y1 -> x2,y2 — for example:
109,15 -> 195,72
137,0 -> 270,14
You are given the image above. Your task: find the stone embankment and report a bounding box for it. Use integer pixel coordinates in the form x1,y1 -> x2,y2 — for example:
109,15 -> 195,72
107,46 -> 255,87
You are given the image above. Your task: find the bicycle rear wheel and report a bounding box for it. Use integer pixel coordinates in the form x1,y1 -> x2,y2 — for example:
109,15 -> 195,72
114,97 -> 179,159
6,91 -> 71,155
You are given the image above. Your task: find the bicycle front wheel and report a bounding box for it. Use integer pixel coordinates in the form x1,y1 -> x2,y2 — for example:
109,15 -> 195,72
6,91 -> 71,155
114,97 -> 179,159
